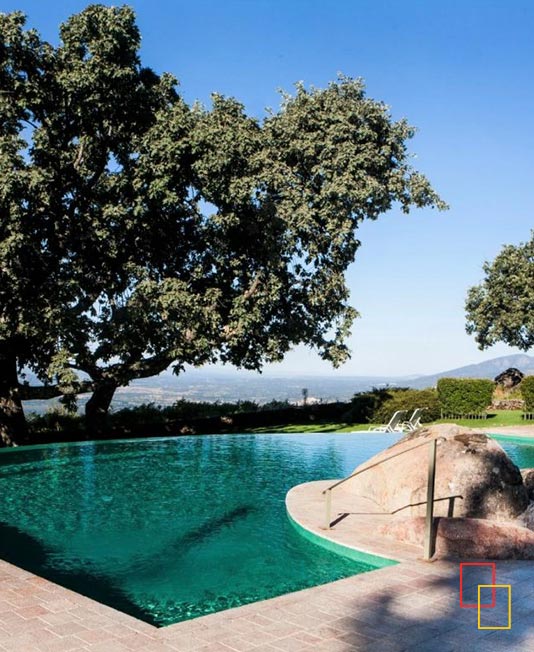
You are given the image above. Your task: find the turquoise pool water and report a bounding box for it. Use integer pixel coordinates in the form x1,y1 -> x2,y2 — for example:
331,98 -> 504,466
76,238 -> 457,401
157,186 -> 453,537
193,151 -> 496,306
0,432 -> 401,626
491,434 -> 534,468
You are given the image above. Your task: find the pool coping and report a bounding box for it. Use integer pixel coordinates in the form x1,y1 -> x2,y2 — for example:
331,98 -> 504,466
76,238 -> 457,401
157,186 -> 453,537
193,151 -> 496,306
5,545 -> 534,652
287,508 -> 399,569
0,431 -> 410,639
490,432 -> 534,447
285,480 -> 424,565
0,549 -> 450,647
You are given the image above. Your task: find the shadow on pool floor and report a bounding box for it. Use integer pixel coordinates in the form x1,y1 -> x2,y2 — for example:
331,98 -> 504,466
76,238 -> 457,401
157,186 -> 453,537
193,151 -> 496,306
0,520 -> 156,624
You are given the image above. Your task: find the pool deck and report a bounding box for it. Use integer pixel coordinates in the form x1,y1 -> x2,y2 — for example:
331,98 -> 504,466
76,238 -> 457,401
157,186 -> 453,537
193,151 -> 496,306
2,425 -> 534,651
2,551 -> 534,652
486,424 -> 534,438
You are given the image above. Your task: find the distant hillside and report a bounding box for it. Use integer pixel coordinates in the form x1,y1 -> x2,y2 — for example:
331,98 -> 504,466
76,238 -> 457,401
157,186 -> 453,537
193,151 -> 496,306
21,354 -> 534,415
22,370 -> 403,415
408,354 -> 534,389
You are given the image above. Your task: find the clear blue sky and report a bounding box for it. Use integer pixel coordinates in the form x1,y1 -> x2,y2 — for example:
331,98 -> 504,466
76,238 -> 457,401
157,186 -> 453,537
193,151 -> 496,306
8,1 -> 534,377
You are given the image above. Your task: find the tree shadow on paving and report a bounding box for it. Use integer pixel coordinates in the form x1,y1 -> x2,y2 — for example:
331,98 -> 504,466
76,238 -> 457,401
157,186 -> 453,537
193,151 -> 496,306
335,562 -> 533,652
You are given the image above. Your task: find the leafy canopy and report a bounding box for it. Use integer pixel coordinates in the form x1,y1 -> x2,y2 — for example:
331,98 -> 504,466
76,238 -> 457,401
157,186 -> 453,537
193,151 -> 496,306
0,4 -> 446,399
466,233 -> 534,350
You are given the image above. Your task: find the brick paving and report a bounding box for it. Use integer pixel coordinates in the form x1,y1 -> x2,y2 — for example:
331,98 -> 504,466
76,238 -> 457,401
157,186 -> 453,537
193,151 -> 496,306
1,555 -> 533,651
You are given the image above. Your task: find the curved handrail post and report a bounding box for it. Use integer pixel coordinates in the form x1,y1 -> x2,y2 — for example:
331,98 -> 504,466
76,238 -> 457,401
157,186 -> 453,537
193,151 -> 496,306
423,437 -> 438,560
325,488 -> 332,530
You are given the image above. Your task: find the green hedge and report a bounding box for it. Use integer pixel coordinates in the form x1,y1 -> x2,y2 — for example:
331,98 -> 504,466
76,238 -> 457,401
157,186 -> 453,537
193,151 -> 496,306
521,376 -> 534,412
372,388 -> 440,423
437,378 -> 494,416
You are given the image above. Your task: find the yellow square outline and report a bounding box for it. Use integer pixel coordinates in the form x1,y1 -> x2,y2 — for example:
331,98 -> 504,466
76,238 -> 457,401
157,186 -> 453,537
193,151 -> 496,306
477,584 -> 512,630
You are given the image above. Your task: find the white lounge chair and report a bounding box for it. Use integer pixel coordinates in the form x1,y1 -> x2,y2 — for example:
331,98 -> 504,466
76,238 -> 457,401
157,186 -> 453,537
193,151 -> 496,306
370,410 -> 407,433
399,407 -> 426,432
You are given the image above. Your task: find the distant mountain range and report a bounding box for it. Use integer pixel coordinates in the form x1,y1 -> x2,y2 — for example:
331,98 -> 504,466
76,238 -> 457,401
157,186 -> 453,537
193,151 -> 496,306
407,354 -> 534,389
22,354 -> 534,415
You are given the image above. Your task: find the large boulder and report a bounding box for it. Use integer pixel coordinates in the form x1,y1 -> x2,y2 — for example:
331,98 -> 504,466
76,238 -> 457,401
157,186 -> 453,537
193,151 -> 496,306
339,424 -> 529,520
521,468 -> 534,502
489,398 -> 524,411
494,367 -> 524,389
380,516 -> 534,559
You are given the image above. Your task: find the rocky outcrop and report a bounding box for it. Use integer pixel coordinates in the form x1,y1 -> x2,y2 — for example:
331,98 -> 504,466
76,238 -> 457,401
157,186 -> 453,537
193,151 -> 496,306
521,469 -> 534,501
380,516 -> 534,559
519,503 -> 534,530
489,399 -> 524,411
494,367 -> 524,389
340,424 -> 529,520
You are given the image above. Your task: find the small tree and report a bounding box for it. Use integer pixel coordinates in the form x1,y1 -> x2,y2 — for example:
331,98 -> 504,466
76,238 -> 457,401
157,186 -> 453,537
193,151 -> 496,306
466,233 -> 534,350
372,388 -> 440,423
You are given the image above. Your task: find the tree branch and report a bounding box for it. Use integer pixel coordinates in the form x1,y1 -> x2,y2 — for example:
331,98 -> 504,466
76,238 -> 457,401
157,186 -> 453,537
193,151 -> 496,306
129,354 -> 174,378
242,273 -> 262,300
18,381 -> 94,401
73,139 -> 86,169
68,351 -> 174,387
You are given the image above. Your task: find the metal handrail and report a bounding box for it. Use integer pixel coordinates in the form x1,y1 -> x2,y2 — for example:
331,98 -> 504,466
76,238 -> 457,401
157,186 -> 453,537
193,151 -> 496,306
322,438 -> 437,495
322,435 -> 446,560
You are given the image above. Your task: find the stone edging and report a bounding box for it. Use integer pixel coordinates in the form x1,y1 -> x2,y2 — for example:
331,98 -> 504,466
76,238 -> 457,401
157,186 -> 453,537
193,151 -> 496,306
286,505 -> 399,569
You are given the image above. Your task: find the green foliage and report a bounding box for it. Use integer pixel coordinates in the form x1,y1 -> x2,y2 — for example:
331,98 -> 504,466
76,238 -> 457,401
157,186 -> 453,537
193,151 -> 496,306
109,398 -> 269,430
259,399 -> 291,411
163,399 -> 260,419
346,387 -> 394,423
0,4 -> 446,443
520,376 -> 534,412
109,404 -> 168,430
494,383 -> 523,400
437,378 -> 494,416
347,386 -> 439,424
466,233 -> 534,350
27,407 -> 85,436
372,388 -> 440,423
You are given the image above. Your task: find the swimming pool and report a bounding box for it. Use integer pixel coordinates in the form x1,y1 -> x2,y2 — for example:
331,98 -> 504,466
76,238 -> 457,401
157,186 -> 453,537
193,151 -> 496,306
491,434 -> 534,468
0,432 -> 401,626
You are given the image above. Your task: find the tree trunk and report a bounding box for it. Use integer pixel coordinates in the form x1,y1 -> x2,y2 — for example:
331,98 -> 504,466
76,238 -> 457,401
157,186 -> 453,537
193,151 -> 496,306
85,380 -> 117,436
0,343 -> 27,447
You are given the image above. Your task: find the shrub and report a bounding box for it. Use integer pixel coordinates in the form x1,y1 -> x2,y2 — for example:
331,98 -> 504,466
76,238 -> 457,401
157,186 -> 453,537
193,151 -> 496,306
493,383 -> 523,401
27,406 -> 85,435
372,388 -> 440,424
110,403 -> 167,430
521,376 -> 534,412
437,378 -> 494,416
346,387 -> 395,423
110,399 -> 266,430
259,400 -> 292,411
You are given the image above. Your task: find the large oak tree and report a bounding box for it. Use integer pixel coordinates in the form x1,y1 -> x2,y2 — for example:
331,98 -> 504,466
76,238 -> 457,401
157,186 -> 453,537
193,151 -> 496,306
0,4 -> 446,445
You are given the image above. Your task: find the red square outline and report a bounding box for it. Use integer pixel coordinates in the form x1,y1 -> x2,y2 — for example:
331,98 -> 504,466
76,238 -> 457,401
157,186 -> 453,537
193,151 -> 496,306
459,562 -> 496,608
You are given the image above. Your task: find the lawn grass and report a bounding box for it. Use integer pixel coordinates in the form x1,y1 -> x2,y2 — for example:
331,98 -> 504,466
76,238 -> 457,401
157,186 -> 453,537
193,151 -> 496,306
431,410 -> 526,428
249,410 -> 530,434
